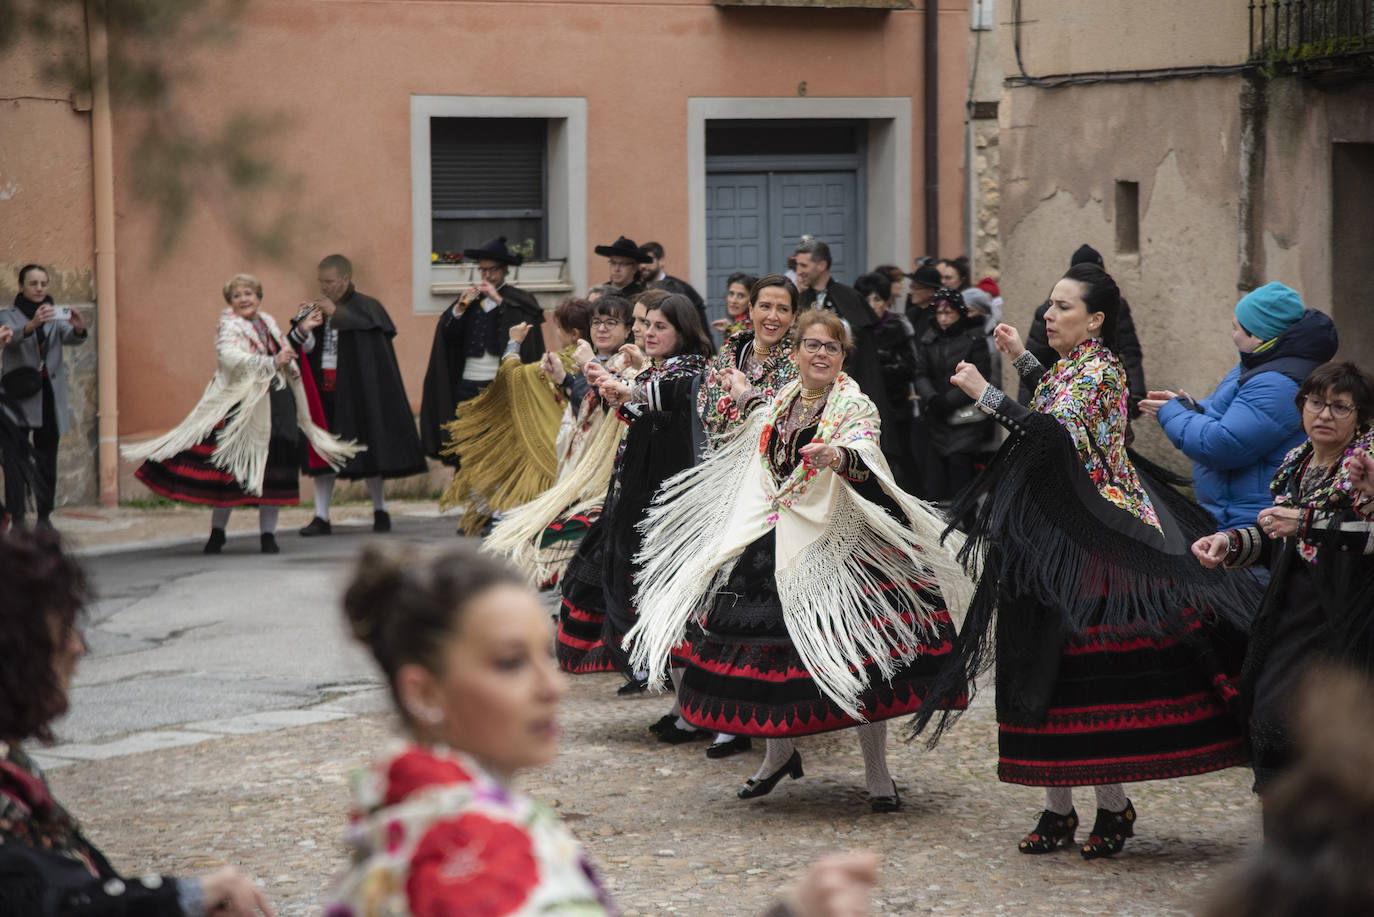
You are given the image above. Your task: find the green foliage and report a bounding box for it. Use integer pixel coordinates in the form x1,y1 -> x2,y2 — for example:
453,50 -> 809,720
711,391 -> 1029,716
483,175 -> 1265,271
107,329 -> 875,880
0,0 -> 301,263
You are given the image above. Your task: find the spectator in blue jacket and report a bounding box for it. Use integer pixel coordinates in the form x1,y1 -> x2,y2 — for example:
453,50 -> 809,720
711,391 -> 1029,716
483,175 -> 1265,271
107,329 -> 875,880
1139,282 -> 1338,530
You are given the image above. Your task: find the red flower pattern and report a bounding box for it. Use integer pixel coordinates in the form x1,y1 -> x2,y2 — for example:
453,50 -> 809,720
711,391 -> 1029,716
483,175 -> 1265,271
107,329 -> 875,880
384,749 -> 472,807
407,814 -> 539,917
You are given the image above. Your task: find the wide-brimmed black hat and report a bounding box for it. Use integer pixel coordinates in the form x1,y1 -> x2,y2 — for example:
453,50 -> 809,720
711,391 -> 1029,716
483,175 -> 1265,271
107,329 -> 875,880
594,236 -> 652,263
462,236 -> 523,266
907,263 -> 943,289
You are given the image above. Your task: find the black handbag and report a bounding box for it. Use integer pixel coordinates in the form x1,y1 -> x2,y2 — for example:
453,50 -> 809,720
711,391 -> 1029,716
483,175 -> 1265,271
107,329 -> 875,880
1,365 -> 42,399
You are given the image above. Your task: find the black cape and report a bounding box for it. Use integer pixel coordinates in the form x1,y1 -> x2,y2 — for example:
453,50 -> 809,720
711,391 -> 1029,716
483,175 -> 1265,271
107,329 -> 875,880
419,284 -> 545,460
297,287 -> 427,480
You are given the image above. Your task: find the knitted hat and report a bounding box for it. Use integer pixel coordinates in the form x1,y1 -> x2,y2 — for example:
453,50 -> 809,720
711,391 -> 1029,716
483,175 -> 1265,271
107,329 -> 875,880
1234,282 -> 1304,341
961,287 -> 993,316
975,276 -> 1000,298
1070,244 -> 1103,266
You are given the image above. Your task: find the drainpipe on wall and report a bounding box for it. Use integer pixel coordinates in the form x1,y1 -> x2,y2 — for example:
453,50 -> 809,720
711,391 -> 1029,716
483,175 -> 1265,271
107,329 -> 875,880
87,0 -> 119,507
923,0 -> 940,255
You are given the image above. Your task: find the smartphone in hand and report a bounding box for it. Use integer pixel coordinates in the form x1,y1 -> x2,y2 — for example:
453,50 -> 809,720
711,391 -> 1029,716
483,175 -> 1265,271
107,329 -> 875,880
53,306 -> 73,321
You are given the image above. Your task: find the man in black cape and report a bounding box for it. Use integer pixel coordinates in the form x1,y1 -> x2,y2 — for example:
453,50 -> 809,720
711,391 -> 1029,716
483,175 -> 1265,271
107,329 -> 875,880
793,238 -> 896,436
291,254 -> 426,536
419,236 -> 546,464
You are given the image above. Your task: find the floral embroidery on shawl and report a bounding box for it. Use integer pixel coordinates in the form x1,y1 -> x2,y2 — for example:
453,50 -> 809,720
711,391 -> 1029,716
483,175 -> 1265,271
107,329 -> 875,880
1271,426 -> 1374,563
1030,338 -> 1159,529
326,744 -> 612,917
696,331 -> 797,438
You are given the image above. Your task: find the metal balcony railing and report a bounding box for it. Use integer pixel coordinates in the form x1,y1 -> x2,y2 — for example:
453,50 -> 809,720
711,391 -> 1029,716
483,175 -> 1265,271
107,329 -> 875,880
1250,0 -> 1374,70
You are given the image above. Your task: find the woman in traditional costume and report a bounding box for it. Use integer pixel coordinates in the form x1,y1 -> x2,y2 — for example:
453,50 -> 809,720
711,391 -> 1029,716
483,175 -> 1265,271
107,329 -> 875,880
1193,361 -> 1374,801
327,542 -> 880,917
626,309 -> 970,810
123,274 -> 359,554
922,262 -> 1257,858
437,299 -> 589,535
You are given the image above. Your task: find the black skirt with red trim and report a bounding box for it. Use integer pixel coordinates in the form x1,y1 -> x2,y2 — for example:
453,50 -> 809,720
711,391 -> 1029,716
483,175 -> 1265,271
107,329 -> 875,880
135,391 -> 300,508
677,531 -> 965,738
996,616 -> 1250,787
556,519 -> 616,674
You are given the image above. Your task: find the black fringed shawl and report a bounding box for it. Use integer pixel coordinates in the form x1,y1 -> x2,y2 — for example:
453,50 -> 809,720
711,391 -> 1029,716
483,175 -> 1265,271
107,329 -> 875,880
912,410 -> 1264,742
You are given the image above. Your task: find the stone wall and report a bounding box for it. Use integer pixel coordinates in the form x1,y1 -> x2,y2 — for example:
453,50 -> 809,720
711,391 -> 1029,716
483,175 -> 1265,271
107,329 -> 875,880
970,117 -> 1000,280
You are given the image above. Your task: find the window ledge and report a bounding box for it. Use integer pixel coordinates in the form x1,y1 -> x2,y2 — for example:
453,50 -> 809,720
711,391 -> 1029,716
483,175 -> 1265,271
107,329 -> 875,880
429,259 -> 573,295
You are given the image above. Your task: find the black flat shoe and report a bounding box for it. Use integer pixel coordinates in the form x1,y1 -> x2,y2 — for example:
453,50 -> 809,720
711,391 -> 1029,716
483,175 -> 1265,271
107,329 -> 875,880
648,713 -> 677,736
260,533 -> 280,554
657,722 -> 710,744
616,676 -> 648,696
738,751 -> 804,799
1081,800 -> 1135,860
299,517 -> 332,537
1019,808 -> 1079,854
706,736 -> 752,759
870,780 -> 901,813
204,528 -> 226,554
373,509 -> 391,533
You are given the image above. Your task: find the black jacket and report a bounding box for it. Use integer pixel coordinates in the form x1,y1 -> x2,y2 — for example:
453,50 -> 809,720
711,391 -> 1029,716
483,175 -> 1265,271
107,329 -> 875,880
799,279 -> 895,436
913,314 -> 993,456
1020,296 -> 1146,411
870,311 -> 919,411
419,283 -> 544,459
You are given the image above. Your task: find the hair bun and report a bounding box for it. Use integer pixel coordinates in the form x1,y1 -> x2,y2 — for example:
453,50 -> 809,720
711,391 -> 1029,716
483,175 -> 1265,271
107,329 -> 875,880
342,545 -> 408,645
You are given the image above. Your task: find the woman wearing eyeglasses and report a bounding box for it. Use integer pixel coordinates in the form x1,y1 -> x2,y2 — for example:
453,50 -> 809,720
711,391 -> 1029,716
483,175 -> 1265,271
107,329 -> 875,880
627,309 -> 970,809
1193,361 -> 1374,803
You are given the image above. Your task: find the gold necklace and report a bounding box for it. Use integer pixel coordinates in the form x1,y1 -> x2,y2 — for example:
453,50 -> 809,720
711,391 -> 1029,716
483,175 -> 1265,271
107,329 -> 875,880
799,383 -> 830,411
752,340 -> 773,361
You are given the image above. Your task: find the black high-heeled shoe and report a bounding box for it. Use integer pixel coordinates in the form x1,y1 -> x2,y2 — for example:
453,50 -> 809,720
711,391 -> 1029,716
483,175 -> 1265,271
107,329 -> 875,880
1081,799 -> 1135,860
737,751 -> 804,799
204,528 -> 226,555
1018,807 -> 1079,854
870,780 -> 901,813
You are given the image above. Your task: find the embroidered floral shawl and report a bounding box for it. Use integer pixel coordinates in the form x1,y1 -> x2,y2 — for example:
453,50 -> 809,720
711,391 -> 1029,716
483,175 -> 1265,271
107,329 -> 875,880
1271,426 -> 1374,563
695,331 -> 797,438
626,374 -> 970,717
1031,338 -> 1159,530
325,744 -> 612,917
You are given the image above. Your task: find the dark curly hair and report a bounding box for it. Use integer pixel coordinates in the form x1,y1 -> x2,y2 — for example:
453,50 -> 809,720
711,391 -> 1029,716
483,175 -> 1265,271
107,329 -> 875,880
343,544 -> 523,725
0,527 -> 90,743
1295,362 -> 1374,428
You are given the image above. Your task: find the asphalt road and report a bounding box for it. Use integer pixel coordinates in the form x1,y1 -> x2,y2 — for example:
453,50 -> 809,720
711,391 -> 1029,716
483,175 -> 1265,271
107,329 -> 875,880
63,516 -> 470,746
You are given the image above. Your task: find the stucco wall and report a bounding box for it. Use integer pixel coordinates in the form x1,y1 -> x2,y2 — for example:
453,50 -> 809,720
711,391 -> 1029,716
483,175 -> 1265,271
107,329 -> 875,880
91,0 -> 969,451
0,17 -> 100,506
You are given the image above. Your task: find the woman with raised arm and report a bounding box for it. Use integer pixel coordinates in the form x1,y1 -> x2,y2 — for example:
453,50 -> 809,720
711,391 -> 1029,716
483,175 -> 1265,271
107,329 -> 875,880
920,262 -> 1258,858
123,274 -> 359,554
626,309 -> 970,810
1192,361 -> 1374,801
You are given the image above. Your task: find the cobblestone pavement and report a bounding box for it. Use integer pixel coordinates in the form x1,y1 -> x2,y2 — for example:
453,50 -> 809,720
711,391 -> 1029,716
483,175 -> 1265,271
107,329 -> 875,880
51,670 -> 1262,916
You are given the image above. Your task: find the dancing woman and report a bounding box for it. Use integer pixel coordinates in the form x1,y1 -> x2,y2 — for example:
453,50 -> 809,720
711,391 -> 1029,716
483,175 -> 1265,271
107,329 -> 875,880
921,262 -> 1257,857
627,309 -> 971,810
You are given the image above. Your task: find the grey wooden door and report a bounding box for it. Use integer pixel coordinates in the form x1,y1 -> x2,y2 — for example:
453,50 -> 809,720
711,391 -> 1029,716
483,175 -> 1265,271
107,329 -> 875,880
706,169 -> 860,324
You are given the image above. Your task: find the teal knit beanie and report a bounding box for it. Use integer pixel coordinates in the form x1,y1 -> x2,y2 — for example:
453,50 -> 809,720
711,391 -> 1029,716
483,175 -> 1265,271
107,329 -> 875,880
1234,282 -> 1304,341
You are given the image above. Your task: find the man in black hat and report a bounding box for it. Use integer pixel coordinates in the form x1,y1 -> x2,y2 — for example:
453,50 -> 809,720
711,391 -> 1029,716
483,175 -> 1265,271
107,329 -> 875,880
792,238 -> 894,432
594,235 -> 650,300
419,236 -> 546,464
637,241 -> 713,346
1017,243 -> 1146,411
293,254 -> 427,536
904,261 -> 944,339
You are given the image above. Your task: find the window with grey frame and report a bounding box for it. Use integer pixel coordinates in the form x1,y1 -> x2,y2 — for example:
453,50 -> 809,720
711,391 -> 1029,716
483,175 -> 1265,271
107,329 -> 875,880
431,117 -> 547,263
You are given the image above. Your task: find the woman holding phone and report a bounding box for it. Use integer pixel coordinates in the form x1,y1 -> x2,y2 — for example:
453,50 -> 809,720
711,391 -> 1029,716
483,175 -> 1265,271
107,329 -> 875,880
0,264 -> 88,528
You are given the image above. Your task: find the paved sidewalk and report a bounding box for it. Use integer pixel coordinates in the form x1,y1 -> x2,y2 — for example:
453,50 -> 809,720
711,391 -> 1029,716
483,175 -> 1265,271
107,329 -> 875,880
50,673 -> 1261,917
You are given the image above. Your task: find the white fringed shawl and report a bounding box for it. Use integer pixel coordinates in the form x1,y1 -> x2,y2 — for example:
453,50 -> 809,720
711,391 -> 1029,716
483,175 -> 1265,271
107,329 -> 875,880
121,309 -> 362,495
626,374 -> 972,719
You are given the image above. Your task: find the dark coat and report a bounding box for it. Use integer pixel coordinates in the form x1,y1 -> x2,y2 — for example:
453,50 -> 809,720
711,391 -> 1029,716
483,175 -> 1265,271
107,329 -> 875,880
296,287 -> 427,480
913,314 -> 993,456
648,273 -> 714,349
1020,296 -> 1146,411
799,278 -> 895,439
419,283 -> 545,459
871,311 -> 919,411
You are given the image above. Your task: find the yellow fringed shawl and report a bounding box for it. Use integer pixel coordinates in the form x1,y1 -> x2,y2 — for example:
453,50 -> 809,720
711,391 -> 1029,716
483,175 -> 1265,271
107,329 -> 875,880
439,346 -> 580,534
